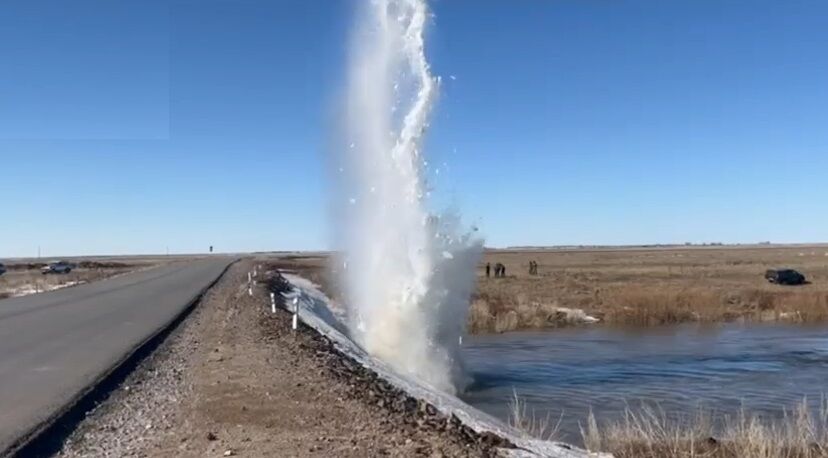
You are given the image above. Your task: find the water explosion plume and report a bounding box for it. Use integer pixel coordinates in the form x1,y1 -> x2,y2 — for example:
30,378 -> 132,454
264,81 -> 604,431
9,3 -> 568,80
332,0 -> 482,394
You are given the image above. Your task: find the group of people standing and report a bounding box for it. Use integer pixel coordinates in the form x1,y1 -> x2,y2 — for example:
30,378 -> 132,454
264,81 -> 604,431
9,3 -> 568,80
485,262 -> 506,278
484,260 -> 540,278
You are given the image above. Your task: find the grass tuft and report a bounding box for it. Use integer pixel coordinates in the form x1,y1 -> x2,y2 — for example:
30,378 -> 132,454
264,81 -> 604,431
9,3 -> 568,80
508,390 -> 562,441
579,398 -> 828,458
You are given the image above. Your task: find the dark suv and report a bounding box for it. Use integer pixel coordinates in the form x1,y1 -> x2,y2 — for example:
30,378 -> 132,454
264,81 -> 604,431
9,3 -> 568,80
765,269 -> 806,285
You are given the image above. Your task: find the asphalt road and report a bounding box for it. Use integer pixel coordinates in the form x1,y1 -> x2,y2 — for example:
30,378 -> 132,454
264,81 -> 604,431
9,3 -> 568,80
0,258 -> 233,455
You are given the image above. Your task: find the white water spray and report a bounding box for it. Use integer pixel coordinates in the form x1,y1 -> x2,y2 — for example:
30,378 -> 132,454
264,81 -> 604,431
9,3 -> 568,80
333,0 -> 482,394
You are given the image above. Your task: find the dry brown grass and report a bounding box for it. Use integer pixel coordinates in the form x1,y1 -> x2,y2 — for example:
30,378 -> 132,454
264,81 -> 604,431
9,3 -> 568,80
580,399 -> 828,458
0,265 -> 137,299
474,245 -> 828,332
258,255 -> 335,296
468,289 -> 599,333
254,246 -> 828,333
508,390 -> 563,441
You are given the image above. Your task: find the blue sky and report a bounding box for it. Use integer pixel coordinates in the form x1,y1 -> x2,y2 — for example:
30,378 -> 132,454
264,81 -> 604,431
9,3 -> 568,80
1,0 -> 826,257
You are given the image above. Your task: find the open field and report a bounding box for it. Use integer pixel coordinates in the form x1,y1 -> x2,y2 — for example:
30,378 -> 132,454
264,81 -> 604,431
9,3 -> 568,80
0,262 -> 137,299
0,255 -> 218,300
249,245 -> 828,333
473,245 -> 828,332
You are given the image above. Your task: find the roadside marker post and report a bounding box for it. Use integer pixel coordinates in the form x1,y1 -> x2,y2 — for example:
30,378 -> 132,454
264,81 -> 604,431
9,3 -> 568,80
270,292 -> 276,314
291,297 -> 299,331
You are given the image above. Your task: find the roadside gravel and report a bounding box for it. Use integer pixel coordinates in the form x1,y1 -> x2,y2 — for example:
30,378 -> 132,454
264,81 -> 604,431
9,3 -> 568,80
56,260 -> 503,457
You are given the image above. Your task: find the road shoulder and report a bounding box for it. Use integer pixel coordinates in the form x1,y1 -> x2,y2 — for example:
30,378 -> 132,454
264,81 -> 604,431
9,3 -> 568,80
58,260 -> 500,457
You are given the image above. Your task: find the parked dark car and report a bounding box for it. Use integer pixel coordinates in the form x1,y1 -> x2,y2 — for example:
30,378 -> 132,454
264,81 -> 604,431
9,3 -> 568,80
764,268 -> 806,285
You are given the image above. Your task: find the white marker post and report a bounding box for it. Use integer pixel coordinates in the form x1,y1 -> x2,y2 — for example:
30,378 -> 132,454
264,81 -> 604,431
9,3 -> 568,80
291,297 -> 299,331
270,292 -> 276,314
247,272 -> 253,296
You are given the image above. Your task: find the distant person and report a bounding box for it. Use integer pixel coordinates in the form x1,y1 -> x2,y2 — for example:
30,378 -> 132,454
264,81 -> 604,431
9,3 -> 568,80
209,245 -> 214,253
495,262 -> 505,278
485,262 -> 491,278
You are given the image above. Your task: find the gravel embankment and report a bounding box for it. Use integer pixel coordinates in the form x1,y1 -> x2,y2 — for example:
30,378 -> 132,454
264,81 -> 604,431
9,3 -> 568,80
56,260 -> 505,457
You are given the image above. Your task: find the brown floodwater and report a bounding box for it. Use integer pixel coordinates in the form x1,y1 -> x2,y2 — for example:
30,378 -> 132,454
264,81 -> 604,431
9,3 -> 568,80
461,322 -> 828,443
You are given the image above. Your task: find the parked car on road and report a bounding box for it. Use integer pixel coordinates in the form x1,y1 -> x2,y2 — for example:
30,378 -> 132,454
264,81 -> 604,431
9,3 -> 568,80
0,263 -> 6,276
764,268 -> 806,285
41,261 -> 75,275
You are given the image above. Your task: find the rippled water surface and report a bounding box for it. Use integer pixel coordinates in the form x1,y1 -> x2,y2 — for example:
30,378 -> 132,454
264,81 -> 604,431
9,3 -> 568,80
461,323 -> 828,443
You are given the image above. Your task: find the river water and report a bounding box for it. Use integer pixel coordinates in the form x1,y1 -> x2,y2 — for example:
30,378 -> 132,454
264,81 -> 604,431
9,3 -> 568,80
461,323 -> 828,443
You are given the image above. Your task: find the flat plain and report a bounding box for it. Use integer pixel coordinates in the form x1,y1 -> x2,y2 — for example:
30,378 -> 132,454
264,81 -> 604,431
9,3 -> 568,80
248,245 -> 828,333
474,244 -> 828,332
